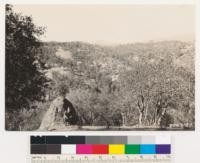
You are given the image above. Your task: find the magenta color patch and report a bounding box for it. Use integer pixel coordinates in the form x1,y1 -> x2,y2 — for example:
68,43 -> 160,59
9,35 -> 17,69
76,145 -> 93,154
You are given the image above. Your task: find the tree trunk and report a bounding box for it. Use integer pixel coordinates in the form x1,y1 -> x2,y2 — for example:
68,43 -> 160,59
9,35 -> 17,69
138,110 -> 144,126
154,108 -> 166,126
137,95 -> 146,126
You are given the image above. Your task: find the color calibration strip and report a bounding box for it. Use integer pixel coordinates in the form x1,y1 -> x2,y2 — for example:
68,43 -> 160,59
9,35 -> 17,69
31,136 -> 171,155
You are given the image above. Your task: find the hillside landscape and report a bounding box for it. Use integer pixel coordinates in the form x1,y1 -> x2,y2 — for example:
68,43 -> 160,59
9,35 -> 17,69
7,40 -> 195,130
5,5 -> 195,131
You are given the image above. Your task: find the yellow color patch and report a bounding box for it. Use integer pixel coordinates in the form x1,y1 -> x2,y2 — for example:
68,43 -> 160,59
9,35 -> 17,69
109,144 -> 125,154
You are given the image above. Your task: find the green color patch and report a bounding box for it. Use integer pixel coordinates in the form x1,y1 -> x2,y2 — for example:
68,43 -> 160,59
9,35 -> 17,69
125,144 -> 140,154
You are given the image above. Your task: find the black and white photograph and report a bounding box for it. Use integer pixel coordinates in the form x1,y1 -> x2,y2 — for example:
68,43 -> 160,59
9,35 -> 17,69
5,4 -> 195,131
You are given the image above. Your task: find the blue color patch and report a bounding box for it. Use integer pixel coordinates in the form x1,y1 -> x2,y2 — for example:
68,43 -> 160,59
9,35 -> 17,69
140,144 -> 156,154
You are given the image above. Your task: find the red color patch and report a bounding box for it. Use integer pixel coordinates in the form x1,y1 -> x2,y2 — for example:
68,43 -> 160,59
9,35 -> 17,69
92,144 -> 108,154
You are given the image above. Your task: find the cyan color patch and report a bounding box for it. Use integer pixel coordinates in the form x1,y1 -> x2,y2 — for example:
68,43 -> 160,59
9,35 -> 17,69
140,145 -> 156,154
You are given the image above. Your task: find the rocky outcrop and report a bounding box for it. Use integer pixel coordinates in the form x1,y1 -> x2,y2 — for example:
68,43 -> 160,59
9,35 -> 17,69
38,96 -> 79,131
39,96 -> 65,131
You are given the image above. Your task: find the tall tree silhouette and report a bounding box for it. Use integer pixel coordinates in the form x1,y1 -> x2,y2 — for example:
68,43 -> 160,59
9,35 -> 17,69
6,5 -> 47,113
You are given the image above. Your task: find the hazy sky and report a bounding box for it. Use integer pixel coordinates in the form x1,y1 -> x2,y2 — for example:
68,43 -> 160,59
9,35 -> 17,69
13,5 -> 195,43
